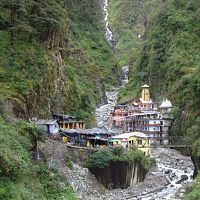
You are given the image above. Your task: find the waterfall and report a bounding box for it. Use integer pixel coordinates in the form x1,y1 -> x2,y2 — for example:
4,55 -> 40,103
121,66 -> 129,86
103,1 -> 129,86
130,163 -> 139,187
103,0 -> 115,47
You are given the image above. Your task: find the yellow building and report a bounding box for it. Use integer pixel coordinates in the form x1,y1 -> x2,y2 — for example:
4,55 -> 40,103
110,132 -> 151,155
127,132 -> 151,155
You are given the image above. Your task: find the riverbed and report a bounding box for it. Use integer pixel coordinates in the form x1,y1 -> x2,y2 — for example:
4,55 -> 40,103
93,85 -> 194,200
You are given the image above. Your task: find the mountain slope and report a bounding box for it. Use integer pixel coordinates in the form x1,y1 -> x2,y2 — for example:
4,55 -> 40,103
111,0 -> 200,140
0,1 -> 119,199
0,0 -> 119,126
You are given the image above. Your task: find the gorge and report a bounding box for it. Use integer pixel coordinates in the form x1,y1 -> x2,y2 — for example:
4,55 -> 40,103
0,0 -> 200,199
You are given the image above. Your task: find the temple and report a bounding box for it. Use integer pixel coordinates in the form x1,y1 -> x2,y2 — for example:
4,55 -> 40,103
110,84 -> 173,145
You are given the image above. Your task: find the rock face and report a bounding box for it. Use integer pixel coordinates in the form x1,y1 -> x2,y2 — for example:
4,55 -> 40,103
191,156 -> 200,178
95,78 -> 108,106
95,88 -> 119,129
39,140 -> 106,200
98,148 -> 194,200
90,161 -> 147,190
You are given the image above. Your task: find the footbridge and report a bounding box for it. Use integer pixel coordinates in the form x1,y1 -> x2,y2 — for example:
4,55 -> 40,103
145,136 -> 192,148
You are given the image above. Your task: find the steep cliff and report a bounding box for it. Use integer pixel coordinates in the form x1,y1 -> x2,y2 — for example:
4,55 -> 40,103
0,1 -> 120,199
86,147 -> 154,189
0,0 -> 119,125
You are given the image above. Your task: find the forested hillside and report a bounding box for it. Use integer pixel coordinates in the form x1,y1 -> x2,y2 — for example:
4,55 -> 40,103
109,0 -> 164,67
0,0 -> 119,125
0,119 -> 78,199
112,0 -> 200,142
1,0 -> 200,199
0,1 -> 118,199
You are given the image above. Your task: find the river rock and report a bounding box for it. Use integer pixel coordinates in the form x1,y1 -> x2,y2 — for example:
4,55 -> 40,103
176,175 -> 188,184
165,169 -> 173,174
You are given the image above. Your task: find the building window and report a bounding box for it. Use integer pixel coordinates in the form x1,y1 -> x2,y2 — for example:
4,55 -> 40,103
137,140 -> 142,145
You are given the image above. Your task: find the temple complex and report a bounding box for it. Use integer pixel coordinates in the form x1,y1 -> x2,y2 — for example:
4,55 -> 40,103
109,84 -> 173,145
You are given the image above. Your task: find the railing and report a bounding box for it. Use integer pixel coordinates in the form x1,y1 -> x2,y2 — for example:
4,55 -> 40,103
148,136 -> 192,148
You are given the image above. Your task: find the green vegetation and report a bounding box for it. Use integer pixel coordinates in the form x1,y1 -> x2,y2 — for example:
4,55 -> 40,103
86,146 -> 155,170
132,0 -> 200,140
112,0 -> 200,147
109,0 -> 163,66
109,1 -> 200,195
0,0 -> 119,126
0,1 -> 120,197
184,174 -> 200,200
108,0 -> 165,102
0,119 -> 77,200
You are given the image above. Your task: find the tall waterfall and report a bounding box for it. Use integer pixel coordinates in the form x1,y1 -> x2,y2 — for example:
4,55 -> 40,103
103,0 -> 115,47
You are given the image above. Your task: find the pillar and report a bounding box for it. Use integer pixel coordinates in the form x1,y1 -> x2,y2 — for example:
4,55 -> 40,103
76,123 -> 79,129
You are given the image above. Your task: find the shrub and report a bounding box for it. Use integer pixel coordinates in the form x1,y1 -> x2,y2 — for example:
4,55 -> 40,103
86,148 -> 113,169
65,157 -> 73,169
111,146 -> 124,156
184,174 -> 200,200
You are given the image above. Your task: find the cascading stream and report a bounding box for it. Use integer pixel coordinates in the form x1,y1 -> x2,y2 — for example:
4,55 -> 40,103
103,0 -> 115,47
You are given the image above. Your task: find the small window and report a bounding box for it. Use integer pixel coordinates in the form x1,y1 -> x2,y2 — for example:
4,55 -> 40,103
137,140 -> 142,145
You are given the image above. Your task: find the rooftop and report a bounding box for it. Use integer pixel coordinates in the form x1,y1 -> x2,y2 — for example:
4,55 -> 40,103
63,126 -> 109,135
142,84 -> 149,88
111,132 -> 148,139
36,119 -> 58,125
160,99 -> 173,108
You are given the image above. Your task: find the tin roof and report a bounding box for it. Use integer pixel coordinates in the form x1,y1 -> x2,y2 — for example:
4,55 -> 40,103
111,132 -> 148,139
36,119 -> 58,125
63,127 -> 109,135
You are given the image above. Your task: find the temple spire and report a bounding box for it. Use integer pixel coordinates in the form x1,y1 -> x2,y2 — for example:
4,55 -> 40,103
141,84 -> 150,101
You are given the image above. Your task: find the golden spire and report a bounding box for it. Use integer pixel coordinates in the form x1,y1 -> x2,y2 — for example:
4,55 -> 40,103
141,84 -> 150,101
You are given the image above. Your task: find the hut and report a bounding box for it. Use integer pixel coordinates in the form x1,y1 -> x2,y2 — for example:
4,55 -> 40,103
36,119 -> 59,134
